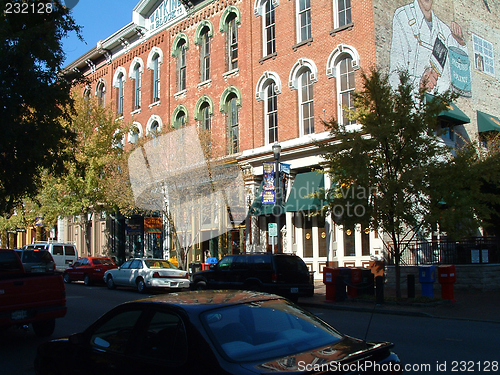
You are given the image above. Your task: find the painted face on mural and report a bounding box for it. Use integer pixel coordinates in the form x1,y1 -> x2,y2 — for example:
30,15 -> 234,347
417,0 -> 433,21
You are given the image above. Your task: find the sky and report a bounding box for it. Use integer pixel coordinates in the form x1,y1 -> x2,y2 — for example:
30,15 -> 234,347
62,0 -> 141,66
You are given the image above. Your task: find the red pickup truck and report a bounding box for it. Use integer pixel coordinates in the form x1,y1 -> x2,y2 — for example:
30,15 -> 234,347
0,249 -> 67,337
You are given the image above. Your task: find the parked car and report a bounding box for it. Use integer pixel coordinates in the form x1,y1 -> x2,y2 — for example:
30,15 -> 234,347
103,258 -> 190,293
34,290 -> 401,375
23,242 -> 78,271
63,257 -> 118,286
0,249 -> 66,337
191,253 -> 314,302
14,248 -> 55,273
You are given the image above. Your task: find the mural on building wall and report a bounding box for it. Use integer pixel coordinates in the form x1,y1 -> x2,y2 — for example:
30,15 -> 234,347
389,0 -> 472,97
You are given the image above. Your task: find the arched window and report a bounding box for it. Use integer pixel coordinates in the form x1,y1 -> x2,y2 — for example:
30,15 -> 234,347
265,82 -> 278,144
256,72 -> 282,145
220,6 -> 241,72
147,115 -> 163,137
172,105 -> 188,129
327,45 -> 360,126
96,80 -> 106,107
200,26 -> 211,82
289,59 -> 317,136
152,54 -> 160,101
297,0 -> 311,42
227,14 -> 238,70
147,47 -> 163,103
255,0 -> 277,57
113,67 -> 127,116
132,63 -> 141,110
178,40 -> 187,92
338,56 -> 356,125
220,87 -> 242,154
128,122 -> 142,144
299,69 -> 314,135
117,73 -> 124,116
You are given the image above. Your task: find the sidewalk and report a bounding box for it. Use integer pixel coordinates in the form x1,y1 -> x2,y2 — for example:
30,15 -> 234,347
299,281 -> 500,323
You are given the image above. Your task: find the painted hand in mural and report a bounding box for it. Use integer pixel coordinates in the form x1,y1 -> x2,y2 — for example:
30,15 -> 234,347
420,67 -> 439,91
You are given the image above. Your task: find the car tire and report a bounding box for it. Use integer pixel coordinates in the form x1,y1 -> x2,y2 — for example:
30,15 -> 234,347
84,274 -> 91,286
63,273 -> 71,284
106,276 -> 116,290
32,319 -> 55,337
194,280 -> 207,290
137,278 -> 147,293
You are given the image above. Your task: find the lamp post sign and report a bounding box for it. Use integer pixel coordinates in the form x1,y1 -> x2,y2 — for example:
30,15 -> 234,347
262,161 -> 275,205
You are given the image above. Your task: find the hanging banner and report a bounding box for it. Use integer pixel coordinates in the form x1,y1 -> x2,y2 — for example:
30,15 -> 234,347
262,161 -> 275,205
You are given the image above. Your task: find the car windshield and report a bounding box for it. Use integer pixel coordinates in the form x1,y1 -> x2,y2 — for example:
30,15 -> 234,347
201,299 -> 343,362
93,258 -> 115,265
144,260 -> 178,269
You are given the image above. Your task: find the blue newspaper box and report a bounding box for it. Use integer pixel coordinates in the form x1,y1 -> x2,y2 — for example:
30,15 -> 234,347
418,265 -> 436,298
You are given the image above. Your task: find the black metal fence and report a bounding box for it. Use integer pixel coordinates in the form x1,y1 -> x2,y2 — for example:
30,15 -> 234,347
384,237 -> 500,266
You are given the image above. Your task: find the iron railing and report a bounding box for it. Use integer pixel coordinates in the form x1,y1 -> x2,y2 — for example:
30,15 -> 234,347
384,237 -> 500,266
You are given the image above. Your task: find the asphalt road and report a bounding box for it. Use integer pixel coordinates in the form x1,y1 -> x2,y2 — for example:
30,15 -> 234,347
2,284 -> 499,375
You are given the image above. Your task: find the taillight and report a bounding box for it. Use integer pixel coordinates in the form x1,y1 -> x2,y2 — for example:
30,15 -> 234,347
272,273 -> 277,282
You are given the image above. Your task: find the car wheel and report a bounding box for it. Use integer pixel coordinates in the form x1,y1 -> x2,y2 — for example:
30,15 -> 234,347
106,276 -> 116,290
63,273 -> 71,284
194,280 -> 207,290
32,319 -> 55,337
137,278 -> 147,293
84,274 -> 91,286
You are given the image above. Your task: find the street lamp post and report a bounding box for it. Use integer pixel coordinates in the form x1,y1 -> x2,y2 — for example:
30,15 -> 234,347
272,143 -> 282,254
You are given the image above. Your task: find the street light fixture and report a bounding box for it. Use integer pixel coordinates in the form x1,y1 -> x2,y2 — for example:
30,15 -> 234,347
272,143 -> 282,253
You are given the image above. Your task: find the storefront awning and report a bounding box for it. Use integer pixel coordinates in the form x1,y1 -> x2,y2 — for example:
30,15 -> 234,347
477,110 -> 500,133
425,94 -> 470,124
285,171 -> 325,213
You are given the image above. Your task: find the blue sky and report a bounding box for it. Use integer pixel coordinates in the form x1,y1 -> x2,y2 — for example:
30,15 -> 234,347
62,0 -> 140,66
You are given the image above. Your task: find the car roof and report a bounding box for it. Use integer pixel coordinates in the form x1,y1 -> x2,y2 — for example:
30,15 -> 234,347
129,290 -> 283,311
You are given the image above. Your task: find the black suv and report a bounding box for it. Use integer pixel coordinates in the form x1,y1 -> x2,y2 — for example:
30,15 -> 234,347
191,253 -> 314,301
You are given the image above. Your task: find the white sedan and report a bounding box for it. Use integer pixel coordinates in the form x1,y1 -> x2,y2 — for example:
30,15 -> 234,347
103,258 -> 190,293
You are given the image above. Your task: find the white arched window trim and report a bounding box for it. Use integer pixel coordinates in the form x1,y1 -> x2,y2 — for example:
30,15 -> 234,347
326,44 -> 360,78
128,121 -> 143,144
255,71 -> 282,101
146,115 -> 163,135
288,58 -> 318,90
146,47 -> 163,69
128,57 -> 145,78
112,67 -> 127,88
253,0 -> 279,16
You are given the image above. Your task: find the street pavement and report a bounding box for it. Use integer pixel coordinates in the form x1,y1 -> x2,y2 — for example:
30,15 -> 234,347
300,281 -> 500,323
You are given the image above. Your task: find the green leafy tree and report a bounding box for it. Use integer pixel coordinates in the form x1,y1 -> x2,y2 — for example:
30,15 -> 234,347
321,69 -> 479,299
0,0 -> 81,215
37,95 -> 129,255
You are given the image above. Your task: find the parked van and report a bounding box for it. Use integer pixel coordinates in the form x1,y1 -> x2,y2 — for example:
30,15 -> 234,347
23,242 -> 78,271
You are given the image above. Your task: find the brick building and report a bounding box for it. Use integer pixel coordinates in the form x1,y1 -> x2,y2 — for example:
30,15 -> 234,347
59,0 -> 499,277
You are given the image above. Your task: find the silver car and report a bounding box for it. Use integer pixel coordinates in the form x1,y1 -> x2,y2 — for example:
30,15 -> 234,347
15,249 -> 55,273
103,258 -> 190,293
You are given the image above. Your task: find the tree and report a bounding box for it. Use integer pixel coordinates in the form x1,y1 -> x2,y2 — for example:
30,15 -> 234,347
37,95 -> 129,255
321,68 -> 478,299
0,0 -> 81,215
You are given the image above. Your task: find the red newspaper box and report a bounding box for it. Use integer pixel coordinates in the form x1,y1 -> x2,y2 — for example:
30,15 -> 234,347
438,265 -> 456,301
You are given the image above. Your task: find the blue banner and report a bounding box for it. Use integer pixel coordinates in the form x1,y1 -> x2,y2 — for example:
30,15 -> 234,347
262,162 -> 275,205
